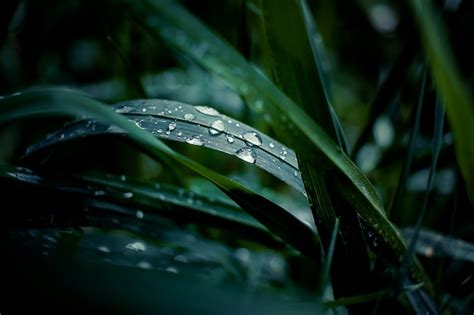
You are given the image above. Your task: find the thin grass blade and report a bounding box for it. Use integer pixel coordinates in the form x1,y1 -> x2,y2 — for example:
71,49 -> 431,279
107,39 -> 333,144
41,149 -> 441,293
409,0 -> 474,201
402,227 -> 474,262
25,99 -> 305,195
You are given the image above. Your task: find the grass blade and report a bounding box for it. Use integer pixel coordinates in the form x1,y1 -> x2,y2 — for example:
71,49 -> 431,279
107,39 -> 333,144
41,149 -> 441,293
320,218 -> 339,292
409,0 -> 474,200
389,67 -> 427,217
25,99 -> 305,195
0,88 -> 319,261
402,227 -> 474,262
401,98 -> 445,274
0,163 -> 281,245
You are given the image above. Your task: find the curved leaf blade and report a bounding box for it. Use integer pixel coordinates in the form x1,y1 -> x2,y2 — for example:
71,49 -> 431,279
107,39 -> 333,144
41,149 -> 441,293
0,88 -> 319,260
26,99 -> 304,195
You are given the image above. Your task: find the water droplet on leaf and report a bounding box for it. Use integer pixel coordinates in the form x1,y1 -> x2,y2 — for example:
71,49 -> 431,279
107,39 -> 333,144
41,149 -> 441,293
195,105 -> 219,116
168,122 -> 176,131
186,135 -> 204,146
226,135 -> 235,143
242,131 -> 262,146
236,147 -> 256,164
126,242 -> 146,252
209,119 -> 225,135
184,113 -> 195,121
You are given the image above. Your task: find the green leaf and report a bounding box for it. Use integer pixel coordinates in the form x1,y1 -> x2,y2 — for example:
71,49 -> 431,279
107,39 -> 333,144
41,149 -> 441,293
134,0 -> 422,282
0,88 -> 319,261
250,0 -> 372,299
410,0 -> 474,200
26,99 -> 305,195
0,163 -> 280,245
389,67 -> 427,217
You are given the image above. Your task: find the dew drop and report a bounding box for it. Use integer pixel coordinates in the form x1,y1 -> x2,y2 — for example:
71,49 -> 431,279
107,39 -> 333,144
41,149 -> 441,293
126,242 -> 146,251
137,261 -> 152,269
94,190 -> 105,196
242,131 -> 262,146
184,113 -> 195,121
236,147 -> 256,164
136,210 -> 144,219
239,84 -> 249,94
269,142 -> 275,148
209,119 -> 225,135
226,135 -> 235,143
177,131 -> 183,137
168,122 -> 177,131
97,246 -> 110,253
123,192 -> 134,199
166,266 -> 178,274
255,99 -> 264,111
294,170 -> 298,177
174,255 -> 188,263
195,105 -> 219,116
120,175 -> 126,181
141,108 -> 147,113
185,135 -> 204,146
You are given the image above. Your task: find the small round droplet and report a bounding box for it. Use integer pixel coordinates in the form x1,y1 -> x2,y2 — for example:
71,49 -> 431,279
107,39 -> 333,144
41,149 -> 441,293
141,108 -> 147,113
294,170 -> 298,177
166,266 -> 178,274
137,261 -> 152,269
174,255 -> 188,263
195,105 -> 219,116
239,84 -> 249,94
209,120 -> 225,135
126,242 -> 146,251
184,113 -> 195,121
242,131 -> 262,146
123,192 -> 134,199
168,122 -> 177,131
97,246 -> 110,253
226,135 -> 235,143
236,147 -> 256,164
136,210 -> 144,219
185,135 -> 204,146
269,142 -> 275,148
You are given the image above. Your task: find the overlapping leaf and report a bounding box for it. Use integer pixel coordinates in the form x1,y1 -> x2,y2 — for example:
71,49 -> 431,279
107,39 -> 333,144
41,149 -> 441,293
0,88 -> 319,260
